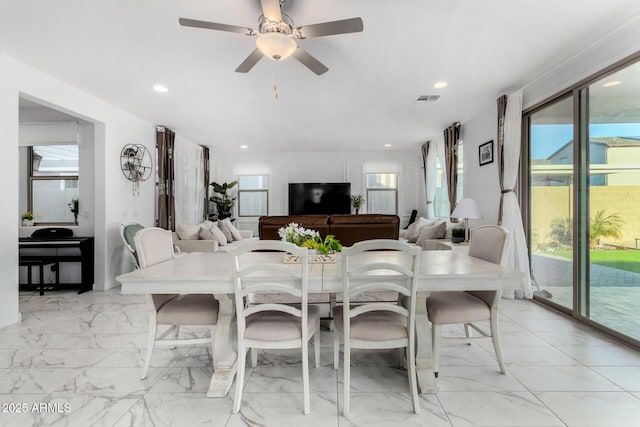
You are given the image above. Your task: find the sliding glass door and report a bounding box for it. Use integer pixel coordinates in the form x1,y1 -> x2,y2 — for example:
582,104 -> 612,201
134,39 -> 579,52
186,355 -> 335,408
525,55 -> 640,344
528,96 -> 574,310
586,63 -> 640,340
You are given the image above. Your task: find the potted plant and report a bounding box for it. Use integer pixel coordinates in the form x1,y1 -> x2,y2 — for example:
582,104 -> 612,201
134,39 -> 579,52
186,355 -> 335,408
351,194 -> 365,215
22,211 -> 35,227
451,227 -> 465,244
68,198 -> 79,225
210,181 -> 238,220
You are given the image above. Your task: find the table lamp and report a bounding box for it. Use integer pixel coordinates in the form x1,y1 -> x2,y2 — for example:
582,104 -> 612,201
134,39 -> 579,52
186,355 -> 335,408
451,198 -> 482,243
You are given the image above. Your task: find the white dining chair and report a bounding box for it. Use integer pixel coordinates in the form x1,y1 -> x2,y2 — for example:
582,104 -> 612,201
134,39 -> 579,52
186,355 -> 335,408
134,227 -> 219,380
229,240 -> 321,415
333,239 -> 421,416
426,225 -> 511,377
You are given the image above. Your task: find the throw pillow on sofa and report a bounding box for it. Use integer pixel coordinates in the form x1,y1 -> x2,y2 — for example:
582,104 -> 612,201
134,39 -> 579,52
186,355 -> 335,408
177,223 -> 201,240
217,220 -> 234,243
407,217 -> 438,243
198,225 -> 227,246
210,224 -> 228,245
199,227 -> 215,240
221,218 -> 243,241
415,220 -> 447,246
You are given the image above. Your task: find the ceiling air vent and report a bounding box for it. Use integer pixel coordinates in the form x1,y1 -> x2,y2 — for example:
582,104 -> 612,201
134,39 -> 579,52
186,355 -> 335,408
417,94 -> 441,103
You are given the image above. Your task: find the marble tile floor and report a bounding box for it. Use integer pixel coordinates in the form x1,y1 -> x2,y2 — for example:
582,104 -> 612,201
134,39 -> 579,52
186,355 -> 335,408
2,289 -> 640,426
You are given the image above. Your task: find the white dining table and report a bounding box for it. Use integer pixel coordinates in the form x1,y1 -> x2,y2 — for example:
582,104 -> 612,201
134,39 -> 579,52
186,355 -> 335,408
116,250 -> 523,398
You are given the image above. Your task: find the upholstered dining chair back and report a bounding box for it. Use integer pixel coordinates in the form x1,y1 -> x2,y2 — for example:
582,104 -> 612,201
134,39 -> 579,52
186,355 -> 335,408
228,240 -> 320,415
467,225 -> 510,304
469,225 -> 510,266
335,239 -> 421,415
133,226 -> 218,380
134,227 -> 175,268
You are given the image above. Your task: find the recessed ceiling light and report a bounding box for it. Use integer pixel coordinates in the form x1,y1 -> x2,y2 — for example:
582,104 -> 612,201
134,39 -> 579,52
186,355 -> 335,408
240,145 -> 248,149
434,81 -> 448,89
384,144 -> 392,147
603,80 -> 621,88
153,84 -> 168,93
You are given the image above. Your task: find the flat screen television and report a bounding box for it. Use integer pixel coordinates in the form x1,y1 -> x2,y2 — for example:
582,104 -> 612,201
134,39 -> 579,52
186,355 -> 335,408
289,183 -> 351,215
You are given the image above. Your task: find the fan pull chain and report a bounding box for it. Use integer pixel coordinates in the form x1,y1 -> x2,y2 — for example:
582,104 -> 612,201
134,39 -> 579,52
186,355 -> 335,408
274,83 -> 278,99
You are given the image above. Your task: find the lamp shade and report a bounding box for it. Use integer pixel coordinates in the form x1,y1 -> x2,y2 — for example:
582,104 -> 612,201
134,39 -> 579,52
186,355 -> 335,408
451,198 -> 482,219
256,32 -> 297,61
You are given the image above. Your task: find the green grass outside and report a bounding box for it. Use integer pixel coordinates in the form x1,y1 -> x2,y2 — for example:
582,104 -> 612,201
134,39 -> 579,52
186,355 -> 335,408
546,249 -> 640,274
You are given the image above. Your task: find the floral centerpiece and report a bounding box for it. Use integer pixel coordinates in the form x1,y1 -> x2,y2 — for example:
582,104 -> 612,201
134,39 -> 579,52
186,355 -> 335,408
278,222 -> 342,256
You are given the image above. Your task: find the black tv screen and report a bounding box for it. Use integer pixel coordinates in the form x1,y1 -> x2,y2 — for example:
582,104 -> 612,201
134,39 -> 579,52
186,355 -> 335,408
289,183 -> 351,215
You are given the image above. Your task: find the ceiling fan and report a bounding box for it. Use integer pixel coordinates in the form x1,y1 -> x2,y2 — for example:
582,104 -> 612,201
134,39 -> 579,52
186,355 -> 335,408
179,0 -> 363,75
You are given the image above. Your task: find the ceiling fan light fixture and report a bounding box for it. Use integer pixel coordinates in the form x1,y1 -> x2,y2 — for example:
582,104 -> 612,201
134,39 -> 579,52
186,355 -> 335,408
256,32 -> 297,61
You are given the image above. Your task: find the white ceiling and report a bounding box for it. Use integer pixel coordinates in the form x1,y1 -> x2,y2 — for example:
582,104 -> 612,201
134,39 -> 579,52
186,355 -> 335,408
2,0 -> 640,152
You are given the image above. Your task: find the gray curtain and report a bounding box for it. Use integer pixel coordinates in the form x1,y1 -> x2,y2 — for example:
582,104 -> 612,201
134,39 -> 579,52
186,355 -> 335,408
421,142 -> 432,214
202,146 -> 210,221
443,122 -> 461,215
156,127 -> 175,231
497,95 -> 508,224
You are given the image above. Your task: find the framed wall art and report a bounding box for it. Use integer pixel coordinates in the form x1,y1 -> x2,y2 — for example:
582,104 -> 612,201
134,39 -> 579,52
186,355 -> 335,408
478,140 -> 494,166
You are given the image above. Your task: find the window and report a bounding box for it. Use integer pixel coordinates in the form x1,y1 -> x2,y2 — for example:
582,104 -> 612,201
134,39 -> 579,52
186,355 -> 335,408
366,173 -> 397,214
29,145 -> 79,224
237,175 -> 269,217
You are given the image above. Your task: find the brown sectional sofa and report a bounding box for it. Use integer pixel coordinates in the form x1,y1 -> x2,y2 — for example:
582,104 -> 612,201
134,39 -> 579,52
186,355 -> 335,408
258,214 -> 399,246
258,215 -> 330,241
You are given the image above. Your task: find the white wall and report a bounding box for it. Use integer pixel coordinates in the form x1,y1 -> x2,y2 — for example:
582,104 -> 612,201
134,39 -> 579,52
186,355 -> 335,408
211,150 -> 424,235
460,107 -> 501,227
0,53 -> 161,328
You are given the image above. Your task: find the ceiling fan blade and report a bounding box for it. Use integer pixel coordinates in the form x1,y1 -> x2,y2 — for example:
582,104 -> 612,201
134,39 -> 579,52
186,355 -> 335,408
179,18 -> 255,36
260,0 -> 282,22
296,17 -> 363,39
293,49 -> 328,75
235,49 -> 263,73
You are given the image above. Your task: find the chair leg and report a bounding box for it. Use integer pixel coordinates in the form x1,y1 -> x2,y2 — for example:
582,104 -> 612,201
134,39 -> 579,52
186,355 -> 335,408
141,317 -> 157,380
302,340 -> 310,415
432,324 -> 441,378
464,323 -> 472,339
343,340 -> 350,417
329,293 -> 336,332
407,343 -> 420,414
333,329 -> 340,370
250,348 -> 258,368
314,323 -> 321,368
490,314 -> 507,374
233,344 -> 247,414
397,348 -> 405,369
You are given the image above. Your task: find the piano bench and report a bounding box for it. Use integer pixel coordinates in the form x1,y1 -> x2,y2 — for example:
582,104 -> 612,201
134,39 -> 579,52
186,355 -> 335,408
19,259 -> 59,296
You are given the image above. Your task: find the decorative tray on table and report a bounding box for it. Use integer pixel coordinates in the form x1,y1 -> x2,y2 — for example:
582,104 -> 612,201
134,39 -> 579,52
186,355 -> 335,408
283,253 -> 336,264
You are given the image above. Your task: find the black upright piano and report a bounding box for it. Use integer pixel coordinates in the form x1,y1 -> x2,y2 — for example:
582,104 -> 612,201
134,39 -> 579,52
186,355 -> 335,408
19,229 -> 94,294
